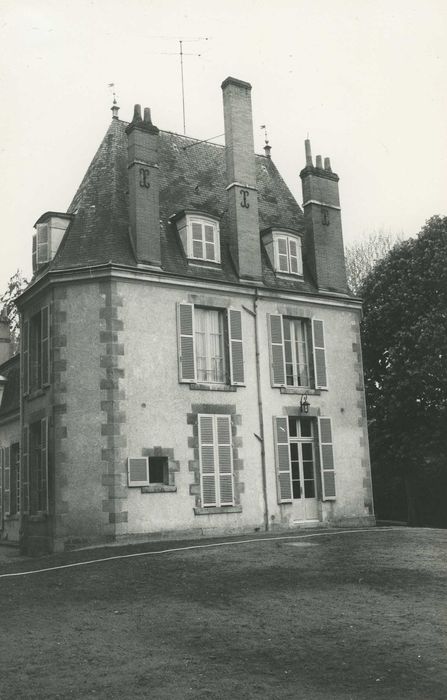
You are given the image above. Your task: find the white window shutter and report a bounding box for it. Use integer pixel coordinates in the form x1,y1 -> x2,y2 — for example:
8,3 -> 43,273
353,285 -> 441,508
177,303 -> 196,383
23,320 -> 29,395
274,417 -> 292,503
41,306 -> 50,386
41,418 -> 49,512
228,309 -> 245,385
37,223 -> 50,264
269,314 -> 286,386
318,417 -> 336,500
127,458 -> 149,487
4,446 -> 10,516
22,426 -> 29,514
312,319 -> 328,389
198,415 -> 217,507
216,416 -> 234,506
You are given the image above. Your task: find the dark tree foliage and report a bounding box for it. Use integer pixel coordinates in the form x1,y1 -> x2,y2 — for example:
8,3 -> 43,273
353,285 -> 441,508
0,269 -> 28,356
360,216 -> 447,526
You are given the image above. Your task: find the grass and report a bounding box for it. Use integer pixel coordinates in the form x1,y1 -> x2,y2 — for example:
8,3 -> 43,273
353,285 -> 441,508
1,527 -> 446,699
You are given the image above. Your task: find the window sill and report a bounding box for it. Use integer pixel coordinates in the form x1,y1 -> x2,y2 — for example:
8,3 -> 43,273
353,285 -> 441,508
280,387 -> 321,395
188,259 -> 221,269
141,485 -> 177,494
24,386 -> 50,401
194,505 -> 242,516
4,514 -> 20,521
28,513 -> 48,522
190,383 -> 237,392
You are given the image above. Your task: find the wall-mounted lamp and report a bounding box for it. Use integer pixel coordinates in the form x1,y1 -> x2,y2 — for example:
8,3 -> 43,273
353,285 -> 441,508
300,393 -> 310,414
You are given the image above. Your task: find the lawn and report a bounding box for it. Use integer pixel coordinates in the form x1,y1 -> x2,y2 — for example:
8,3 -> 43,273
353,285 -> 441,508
1,527 -> 446,699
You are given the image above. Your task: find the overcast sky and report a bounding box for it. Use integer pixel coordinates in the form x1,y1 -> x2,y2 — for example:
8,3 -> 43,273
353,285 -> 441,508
1,0 -> 446,293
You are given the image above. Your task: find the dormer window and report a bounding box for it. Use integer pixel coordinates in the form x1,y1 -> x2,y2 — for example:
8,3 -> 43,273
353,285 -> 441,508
274,234 -> 302,275
171,211 -> 221,264
32,212 -> 72,272
262,228 -> 303,277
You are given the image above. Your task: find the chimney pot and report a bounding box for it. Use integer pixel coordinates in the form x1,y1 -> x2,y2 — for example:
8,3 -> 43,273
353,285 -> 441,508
144,107 -> 152,124
324,157 -> 332,172
305,139 -> 313,166
316,155 -> 323,169
132,104 -> 142,123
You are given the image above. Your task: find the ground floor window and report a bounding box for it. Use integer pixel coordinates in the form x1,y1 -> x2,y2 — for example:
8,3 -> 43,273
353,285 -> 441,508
28,418 -> 48,514
288,417 -> 316,500
198,414 -> 234,507
9,442 -> 20,516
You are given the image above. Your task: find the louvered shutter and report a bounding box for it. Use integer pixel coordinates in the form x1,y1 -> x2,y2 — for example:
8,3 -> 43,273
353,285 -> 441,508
4,446 -> 10,516
318,417 -> 336,500
177,303 -> 196,383
312,319 -> 328,389
22,426 -> 29,514
37,223 -> 50,264
41,418 -> 49,512
0,448 -> 3,523
23,320 -> 29,394
228,309 -> 244,385
269,314 -> 286,386
199,415 -> 217,507
274,417 -> 292,503
216,415 -> 234,506
127,458 -> 149,486
41,306 -> 50,385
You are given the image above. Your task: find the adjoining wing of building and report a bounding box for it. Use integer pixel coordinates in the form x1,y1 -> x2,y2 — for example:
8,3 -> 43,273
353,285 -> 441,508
0,77 -> 374,554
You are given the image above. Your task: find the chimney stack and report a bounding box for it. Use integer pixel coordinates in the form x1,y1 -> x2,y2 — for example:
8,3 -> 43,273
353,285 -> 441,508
126,104 -> 161,267
0,309 -> 12,365
221,77 -> 262,282
300,141 -> 348,293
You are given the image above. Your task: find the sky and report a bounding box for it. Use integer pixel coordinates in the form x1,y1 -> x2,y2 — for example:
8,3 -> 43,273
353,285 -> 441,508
0,0 -> 446,293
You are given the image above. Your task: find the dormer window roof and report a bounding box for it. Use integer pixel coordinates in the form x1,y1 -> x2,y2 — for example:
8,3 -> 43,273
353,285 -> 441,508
171,210 -> 221,265
262,228 -> 303,277
32,212 -> 73,272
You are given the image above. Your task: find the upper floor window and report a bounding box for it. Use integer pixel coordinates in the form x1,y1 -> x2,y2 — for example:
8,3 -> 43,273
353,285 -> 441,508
171,211 -> 221,264
269,314 -> 327,390
274,233 -> 303,276
23,306 -> 50,394
32,213 -> 72,272
177,303 -> 244,386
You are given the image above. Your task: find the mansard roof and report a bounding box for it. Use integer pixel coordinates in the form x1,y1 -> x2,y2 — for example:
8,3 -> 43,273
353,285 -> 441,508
48,118 -> 316,292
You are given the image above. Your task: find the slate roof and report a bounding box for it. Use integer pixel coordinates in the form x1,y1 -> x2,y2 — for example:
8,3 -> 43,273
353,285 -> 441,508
49,118 -> 317,293
0,354 -> 20,421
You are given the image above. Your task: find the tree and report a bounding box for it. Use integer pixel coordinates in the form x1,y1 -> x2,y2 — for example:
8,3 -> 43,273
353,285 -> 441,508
0,269 -> 28,355
345,230 -> 403,295
360,216 -> 447,526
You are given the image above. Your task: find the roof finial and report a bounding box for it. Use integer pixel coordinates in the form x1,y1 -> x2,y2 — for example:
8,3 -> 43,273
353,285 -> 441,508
261,124 -> 271,158
108,83 -> 120,119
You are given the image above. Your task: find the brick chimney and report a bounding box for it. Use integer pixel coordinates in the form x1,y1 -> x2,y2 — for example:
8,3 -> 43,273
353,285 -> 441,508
300,140 -> 348,293
126,105 -> 161,267
221,77 -> 262,282
0,309 -> 12,365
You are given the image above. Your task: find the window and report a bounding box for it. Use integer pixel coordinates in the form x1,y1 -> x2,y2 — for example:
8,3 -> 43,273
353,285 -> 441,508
23,307 -> 50,393
269,315 -> 327,389
274,416 -> 336,504
27,418 -> 49,514
173,212 -> 221,264
32,215 -> 72,272
198,414 -> 234,507
283,318 -> 310,387
195,308 -> 225,383
149,456 -> 169,485
127,456 -> 170,487
177,303 -> 244,386
274,233 -> 303,276
9,443 -> 20,516
189,219 -> 220,263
